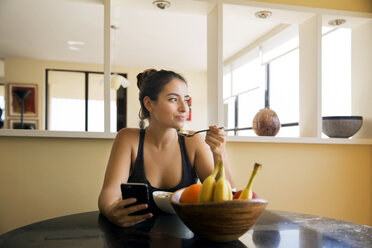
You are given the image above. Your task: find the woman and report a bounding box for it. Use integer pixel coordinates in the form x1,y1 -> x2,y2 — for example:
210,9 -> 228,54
98,69 -> 234,227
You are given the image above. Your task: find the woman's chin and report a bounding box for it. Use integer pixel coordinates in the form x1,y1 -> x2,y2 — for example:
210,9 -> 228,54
173,123 -> 184,130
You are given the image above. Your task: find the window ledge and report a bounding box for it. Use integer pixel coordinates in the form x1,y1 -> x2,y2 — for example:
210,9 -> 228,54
0,129 -> 116,139
1,130 -> 371,144
227,135 -> 372,145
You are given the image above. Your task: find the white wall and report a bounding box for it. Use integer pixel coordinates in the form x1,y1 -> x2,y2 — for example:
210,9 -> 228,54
352,20 -> 372,138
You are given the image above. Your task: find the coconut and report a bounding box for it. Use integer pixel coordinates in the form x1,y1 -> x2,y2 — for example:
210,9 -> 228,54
252,107 -> 280,136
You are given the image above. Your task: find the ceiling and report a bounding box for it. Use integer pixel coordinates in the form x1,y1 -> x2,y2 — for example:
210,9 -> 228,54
2,0 -> 359,72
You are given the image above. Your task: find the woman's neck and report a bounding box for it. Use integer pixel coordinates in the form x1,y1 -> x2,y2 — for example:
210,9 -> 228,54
145,124 -> 178,150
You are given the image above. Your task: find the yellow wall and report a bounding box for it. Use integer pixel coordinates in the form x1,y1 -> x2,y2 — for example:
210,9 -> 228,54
227,142 -> 372,226
0,136 -> 112,234
0,136 -> 371,234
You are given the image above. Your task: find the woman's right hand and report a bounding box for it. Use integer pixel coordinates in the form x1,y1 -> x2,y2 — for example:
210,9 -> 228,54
205,125 -> 227,161
105,197 -> 153,227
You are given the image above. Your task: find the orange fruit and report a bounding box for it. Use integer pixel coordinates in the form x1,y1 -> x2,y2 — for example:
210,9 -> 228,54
180,184 -> 202,203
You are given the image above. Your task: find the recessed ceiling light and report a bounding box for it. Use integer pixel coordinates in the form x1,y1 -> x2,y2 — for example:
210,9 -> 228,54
328,19 -> 346,26
67,40 -> 85,46
255,11 -> 272,19
152,0 -> 171,10
69,46 -> 80,51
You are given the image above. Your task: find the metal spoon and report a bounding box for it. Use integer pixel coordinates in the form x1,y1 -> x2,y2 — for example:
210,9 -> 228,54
178,127 -> 252,137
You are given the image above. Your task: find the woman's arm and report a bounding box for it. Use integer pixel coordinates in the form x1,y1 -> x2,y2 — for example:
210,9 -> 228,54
98,129 -> 152,226
190,126 -> 235,187
189,133 -> 215,183
204,126 -> 235,187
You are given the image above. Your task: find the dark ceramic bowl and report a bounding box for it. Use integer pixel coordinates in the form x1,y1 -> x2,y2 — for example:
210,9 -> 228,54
322,116 -> 363,138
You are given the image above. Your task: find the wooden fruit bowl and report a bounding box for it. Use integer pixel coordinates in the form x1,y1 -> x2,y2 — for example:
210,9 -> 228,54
170,188 -> 268,242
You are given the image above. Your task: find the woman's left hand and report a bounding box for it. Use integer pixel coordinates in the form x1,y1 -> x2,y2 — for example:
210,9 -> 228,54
205,125 -> 226,160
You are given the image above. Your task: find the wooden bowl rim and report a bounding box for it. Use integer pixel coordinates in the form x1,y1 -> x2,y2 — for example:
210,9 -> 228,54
170,187 -> 268,206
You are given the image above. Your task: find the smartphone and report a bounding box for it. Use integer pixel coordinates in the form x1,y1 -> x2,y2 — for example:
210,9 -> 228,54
121,183 -> 150,216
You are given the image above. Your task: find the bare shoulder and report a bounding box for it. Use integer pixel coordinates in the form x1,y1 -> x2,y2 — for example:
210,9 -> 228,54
117,127 -> 140,135
114,128 -> 141,146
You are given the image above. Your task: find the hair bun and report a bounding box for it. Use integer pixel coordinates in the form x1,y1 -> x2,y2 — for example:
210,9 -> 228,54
137,69 -> 157,90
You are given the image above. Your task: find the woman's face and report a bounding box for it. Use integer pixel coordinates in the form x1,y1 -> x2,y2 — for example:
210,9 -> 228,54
148,78 -> 190,129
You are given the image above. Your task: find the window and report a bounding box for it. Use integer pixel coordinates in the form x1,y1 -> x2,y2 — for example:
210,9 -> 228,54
87,73 -> 105,132
224,25 -> 299,137
224,24 -> 353,138
224,49 -> 266,136
269,49 -> 299,137
0,83 -> 5,127
48,71 -> 85,131
322,27 -> 351,117
46,69 -> 126,132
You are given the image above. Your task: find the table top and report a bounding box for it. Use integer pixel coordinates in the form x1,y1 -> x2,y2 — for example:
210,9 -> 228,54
1,210 -> 371,248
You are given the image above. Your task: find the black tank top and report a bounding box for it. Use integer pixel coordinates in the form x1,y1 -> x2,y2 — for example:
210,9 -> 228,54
127,129 -> 198,213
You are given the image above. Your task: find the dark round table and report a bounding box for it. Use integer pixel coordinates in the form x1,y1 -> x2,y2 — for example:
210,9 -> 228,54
0,210 -> 371,247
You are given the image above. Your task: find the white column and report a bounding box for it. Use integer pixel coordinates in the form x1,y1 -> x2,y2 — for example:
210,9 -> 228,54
104,0 -> 111,133
352,20 -> 372,138
299,14 -> 322,137
207,2 -> 223,126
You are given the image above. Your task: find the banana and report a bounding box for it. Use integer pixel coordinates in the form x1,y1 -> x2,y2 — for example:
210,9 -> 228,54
198,161 -> 220,203
213,160 -> 232,201
239,163 -> 262,200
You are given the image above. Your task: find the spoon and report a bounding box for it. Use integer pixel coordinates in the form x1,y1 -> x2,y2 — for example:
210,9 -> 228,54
178,127 -> 252,137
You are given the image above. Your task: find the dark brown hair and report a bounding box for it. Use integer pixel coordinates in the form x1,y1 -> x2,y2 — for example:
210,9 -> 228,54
137,69 -> 187,128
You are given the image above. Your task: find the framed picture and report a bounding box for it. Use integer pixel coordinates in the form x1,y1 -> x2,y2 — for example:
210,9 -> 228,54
9,119 -> 38,130
8,83 -> 38,117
